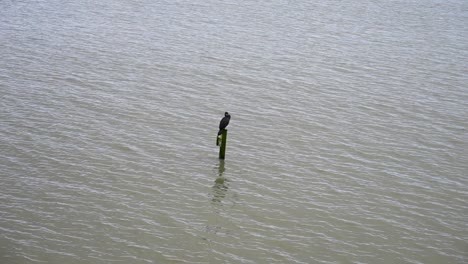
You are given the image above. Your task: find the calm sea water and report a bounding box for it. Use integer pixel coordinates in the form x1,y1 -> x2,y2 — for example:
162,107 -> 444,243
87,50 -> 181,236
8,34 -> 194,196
1,0 -> 467,263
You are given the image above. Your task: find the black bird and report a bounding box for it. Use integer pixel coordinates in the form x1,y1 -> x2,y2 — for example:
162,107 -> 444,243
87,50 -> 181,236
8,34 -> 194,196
218,112 -> 230,135
217,112 -> 230,145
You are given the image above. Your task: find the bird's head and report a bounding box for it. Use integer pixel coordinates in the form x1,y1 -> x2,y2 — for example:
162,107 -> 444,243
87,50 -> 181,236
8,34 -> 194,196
225,112 -> 230,117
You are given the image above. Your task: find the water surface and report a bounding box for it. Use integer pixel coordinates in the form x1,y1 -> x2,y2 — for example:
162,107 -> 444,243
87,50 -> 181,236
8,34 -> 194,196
1,0 -> 467,263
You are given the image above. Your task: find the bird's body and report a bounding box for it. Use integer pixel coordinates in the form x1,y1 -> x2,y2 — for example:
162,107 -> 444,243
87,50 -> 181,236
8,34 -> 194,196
217,112 -> 230,145
218,112 -> 230,135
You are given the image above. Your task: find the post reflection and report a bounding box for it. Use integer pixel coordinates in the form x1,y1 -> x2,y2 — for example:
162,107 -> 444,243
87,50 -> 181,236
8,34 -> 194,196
212,160 -> 228,204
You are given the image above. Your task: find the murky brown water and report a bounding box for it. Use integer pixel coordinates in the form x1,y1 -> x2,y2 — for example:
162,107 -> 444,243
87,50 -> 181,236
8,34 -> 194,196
1,0 -> 467,263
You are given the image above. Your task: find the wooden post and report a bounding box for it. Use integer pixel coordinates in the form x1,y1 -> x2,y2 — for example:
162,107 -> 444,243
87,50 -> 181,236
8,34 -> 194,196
219,129 -> 227,159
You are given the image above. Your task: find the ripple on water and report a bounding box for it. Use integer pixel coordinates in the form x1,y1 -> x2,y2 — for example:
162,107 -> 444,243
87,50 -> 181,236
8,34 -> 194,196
1,0 -> 468,263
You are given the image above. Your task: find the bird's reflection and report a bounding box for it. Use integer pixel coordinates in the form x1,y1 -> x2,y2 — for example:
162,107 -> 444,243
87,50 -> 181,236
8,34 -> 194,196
212,160 -> 228,204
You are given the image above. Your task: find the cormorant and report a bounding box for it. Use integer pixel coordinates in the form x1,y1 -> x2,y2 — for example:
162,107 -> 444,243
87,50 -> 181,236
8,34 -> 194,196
218,112 -> 230,135
217,112 -> 230,145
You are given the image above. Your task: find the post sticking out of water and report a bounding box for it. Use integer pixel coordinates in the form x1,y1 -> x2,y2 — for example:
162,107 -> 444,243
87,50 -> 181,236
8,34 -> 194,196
219,129 -> 227,160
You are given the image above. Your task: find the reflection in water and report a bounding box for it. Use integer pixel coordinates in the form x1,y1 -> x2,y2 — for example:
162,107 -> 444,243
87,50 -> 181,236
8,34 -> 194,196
212,160 -> 228,204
